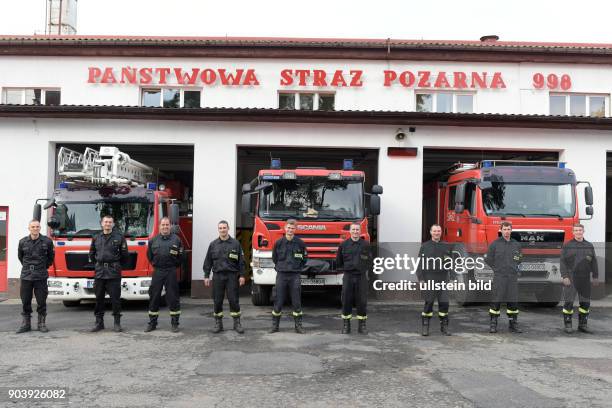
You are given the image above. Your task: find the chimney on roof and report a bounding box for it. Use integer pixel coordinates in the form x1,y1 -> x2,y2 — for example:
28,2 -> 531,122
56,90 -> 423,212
46,0 -> 78,35
479,35 -> 499,43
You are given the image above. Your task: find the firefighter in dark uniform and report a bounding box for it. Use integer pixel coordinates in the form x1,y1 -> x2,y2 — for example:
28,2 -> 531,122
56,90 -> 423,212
88,215 -> 129,332
16,220 -> 55,333
561,223 -> 598,334
416,224 -> 453,336
337,222 -> 371,335
486,221 -> 523,333
145,217 -> 184,333
270,219 -> 308,334
203,220 -> 246,334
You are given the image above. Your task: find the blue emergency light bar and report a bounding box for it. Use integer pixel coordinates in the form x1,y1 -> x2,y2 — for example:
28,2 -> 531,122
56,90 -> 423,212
271,158 -> 281,169
343,159 -> 353,170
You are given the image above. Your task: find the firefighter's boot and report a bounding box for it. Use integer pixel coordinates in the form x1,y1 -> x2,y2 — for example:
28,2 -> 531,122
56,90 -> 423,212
16,315 -> 31,334
509,315 -> 522,333
212,316 -> 223,333
144,316 -> 158,332
421,316 -> 430,336
90,316 -> 104,332
563,313 -> 573,334
440,316 -> 451,336
37,313 -> 49,333
489,315 -> 498,333
341,318 -> 351,334
233,317 -> 244,334
358,319 -> 368,335
113,314 -> 123,332
171,315 -> 180,333
578,313 -> 593,334
269,315 -> 280,333
294,315 -> 305,334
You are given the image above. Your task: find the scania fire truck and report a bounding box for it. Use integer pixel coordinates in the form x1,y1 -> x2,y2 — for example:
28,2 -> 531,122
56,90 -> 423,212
242,159 -> 382,306
438,160 -> 593,305
35,146 -> 191,306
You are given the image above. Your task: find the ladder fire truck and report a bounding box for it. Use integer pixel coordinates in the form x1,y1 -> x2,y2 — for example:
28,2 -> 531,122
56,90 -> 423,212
34,146 -> 191,306
242,158 -> 382,306
436,160 -> 593,305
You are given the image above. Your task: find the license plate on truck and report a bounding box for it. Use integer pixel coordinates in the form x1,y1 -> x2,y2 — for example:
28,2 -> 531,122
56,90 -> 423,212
301,278 -> 325,286
85,280 -> 95,289
519,263 -> 546,272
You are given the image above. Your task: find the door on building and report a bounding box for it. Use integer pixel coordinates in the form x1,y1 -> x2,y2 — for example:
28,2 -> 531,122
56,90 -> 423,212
0,207 -> 7,292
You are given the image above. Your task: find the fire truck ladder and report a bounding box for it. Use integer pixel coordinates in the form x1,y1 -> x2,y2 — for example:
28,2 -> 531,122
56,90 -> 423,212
57,146 -> 155,187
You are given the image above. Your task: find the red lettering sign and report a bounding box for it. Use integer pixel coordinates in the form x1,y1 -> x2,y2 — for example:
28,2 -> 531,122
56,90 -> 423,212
87,67 -> 261,87
533,73 -> 571,90
383,70 -> 507,89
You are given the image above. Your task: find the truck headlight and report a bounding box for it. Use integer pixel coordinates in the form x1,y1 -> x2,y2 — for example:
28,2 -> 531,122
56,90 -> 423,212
48,280 -> 63,288
140,280 -> 152,287
252,257 -> 274,268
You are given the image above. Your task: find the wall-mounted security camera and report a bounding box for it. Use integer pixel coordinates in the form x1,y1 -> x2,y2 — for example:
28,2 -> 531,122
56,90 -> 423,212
395,128 -> 406,141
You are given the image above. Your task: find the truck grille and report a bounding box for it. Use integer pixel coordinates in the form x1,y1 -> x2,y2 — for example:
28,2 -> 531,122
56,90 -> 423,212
65,252 -> 138,271
510,230 -> 565,250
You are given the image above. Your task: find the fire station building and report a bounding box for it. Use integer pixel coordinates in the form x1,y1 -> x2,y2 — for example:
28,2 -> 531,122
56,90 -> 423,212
1,35 -> 612,298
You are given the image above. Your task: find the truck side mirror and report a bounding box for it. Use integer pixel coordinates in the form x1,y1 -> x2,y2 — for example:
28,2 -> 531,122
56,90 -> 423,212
47,215 -> 60,230
586,206 -> 594,216
33,204 -> 42,222
371,185 -> 383,195
454,184 -> 466,214
169,203 -> 180,225
585,186 -> 593,206
43,197 -> 56,210
370,194 -> 381,216
242,193 -> 253,215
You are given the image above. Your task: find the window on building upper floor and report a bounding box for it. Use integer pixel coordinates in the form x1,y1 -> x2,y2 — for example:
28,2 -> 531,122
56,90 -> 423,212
278,92 -> 335,111
416,92 -> 474,113
2,88 -> 61,105
141,88 -> 201,108
549,93 -> 607,117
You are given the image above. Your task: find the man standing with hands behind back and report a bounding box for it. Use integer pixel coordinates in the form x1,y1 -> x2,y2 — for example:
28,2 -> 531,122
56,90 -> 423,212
561,223 -> 598,334
89,215 -> 129,333
203,221 -> 246,334
270,219 -> 308,334
16,220 -> 55,333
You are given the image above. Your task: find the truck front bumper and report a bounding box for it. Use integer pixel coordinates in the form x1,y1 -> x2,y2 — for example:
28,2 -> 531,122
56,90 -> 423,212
47,277 -> 154,301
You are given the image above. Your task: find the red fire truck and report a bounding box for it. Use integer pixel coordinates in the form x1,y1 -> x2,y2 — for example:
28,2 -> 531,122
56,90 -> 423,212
437,160 -> 593,305
242,159 -> 382,305
34,146 -> 191,306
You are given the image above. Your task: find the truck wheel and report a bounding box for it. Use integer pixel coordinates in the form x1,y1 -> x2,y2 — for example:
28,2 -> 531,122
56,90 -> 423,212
535,285 -> 562,307
251,283 -> 272,306
62,300 -> 81,307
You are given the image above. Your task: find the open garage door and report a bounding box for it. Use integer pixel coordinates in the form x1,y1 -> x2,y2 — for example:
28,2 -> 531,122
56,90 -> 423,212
236,146 -> 379,304
422,148 -> 566,305
422,148 -> 559,241
52,143 -> 194,293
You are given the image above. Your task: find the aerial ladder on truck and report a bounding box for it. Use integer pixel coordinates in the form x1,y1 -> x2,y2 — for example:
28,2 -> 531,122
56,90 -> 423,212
56,146 -> 155,187
36,146 -> 193,306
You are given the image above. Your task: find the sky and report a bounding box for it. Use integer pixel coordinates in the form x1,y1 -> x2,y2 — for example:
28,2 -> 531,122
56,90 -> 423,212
1,0 -> 611,44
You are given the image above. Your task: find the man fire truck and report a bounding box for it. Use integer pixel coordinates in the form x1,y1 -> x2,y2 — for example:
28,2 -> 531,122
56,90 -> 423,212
34,146 -> 190,306
242,159 -> 382,306
438,160 -> 593,306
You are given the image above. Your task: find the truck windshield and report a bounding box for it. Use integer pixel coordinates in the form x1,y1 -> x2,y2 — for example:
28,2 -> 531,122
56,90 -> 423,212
52,201 -> 154,237
482,183 -> 575,217
258,178 -> 364,220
